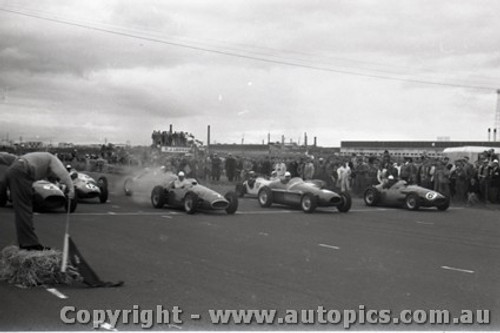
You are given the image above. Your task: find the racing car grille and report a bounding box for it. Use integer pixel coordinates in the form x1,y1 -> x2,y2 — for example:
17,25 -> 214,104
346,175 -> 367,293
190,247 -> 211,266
211,200 -> 229,209
330,197 -> 342,204
44,196 -> 66,209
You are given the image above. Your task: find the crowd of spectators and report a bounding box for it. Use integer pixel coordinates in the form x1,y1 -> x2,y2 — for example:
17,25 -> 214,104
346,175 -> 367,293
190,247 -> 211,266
5,142 -> 499,205
145,148 -> 500,205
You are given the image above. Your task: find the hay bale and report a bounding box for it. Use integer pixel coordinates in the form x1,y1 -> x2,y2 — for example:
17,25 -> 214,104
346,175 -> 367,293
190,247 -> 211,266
0,245 -> 83,287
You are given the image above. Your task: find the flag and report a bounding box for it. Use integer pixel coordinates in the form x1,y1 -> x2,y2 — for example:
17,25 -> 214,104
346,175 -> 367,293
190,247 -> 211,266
66,236 -> 124,288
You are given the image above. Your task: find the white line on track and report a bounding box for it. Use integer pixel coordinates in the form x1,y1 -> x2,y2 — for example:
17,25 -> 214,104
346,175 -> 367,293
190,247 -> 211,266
162,215 -> 173,219
441,266 -> 475,274
416,221 -> 434,225
318,243 -> 340,250
168,324 -> 183,330
46,288 -> 68,299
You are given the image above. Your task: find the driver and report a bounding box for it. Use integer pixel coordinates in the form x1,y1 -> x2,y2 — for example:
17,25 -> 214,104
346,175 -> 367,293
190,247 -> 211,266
280,171 -> 292,185
247,171 -> 257,188
173,171 -> 189,189
382,175 -> 398,189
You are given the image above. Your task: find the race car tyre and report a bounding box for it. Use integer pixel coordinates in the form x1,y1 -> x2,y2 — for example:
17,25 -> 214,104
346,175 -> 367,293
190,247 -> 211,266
337,192 -> 352,213
65,195 -> 78,214
235,184 -> 246,198
437,197 -> 450,211
224,191 -> 239,214
0,182 -> 7,207
151,186 -> 167,209
98,177 -> 109,203
363,187 -> 380,206
97,176 -> 108,189
405,193 -> 420,211
123,178 -> 133,196
300,193 -> 317,213
258,187 -> 273,208
184,192 -> 198,214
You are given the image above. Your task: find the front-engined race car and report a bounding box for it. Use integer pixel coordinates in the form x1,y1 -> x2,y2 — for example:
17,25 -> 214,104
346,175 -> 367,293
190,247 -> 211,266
151,178 -> 239,215
123,167 -> 170,197
257,177 -> 352,213
70,171 -> 108,203
235,176 -> 272,197
363,180 -> 450,211
0,179 -> 77,213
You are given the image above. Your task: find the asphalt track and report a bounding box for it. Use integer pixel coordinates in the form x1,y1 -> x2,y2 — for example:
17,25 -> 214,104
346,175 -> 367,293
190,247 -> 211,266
1,178 -> 500,331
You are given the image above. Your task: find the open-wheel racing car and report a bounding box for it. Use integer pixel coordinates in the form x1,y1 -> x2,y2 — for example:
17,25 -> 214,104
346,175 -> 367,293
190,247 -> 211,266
363,180 -> 450,211
257,177 -> 351,213
235,173 -> 272,197
69,170 -> 108,204
123,167 -> 170,197
151,177 -> 239,215
0,179 -> 77,213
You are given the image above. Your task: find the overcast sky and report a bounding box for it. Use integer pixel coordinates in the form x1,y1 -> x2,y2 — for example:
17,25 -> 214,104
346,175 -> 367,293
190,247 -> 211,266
1,0 -> 500,147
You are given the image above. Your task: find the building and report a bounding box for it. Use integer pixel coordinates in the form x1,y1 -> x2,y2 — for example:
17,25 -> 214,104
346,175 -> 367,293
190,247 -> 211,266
340,141 -> 500,159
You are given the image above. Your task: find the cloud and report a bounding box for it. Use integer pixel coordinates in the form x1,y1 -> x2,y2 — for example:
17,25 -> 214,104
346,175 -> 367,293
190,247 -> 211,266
1,0 -> 500,147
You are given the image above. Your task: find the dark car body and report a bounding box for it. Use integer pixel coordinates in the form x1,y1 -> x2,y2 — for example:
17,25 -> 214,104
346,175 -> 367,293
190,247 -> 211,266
364,180 -> 450,211
257,177 -> 351,213
0,179 -> 77,213
151,177 -> 238,214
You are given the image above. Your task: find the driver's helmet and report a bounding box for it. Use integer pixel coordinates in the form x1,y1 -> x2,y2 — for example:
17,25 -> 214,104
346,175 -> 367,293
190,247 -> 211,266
284,171 -> 291,180
178,171 -> 185,181
388,175 -> 394,180
249,171 -> 256,178
65,164 -> 72,173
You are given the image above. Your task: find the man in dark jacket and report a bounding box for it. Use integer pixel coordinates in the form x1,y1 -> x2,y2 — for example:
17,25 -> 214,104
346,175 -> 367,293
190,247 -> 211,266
225,154 -> 237,182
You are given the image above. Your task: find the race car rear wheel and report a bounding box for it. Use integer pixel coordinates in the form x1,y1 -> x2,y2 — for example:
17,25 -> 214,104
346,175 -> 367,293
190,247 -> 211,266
337,192 -> 352,213
184,192 -> 198,214
235,184 -> 246,198
151,186 -> 167,209
258,187 -> 273,208
98,177 -> 109,203
224,191 -> 239,214
301,193 -> 317,213
363,187 -> 380,206
123,178 -> 133,196
405,193 -> 420,211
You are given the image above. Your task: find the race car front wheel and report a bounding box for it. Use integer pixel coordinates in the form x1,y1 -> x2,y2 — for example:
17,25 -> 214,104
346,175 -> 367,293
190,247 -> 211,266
337,192 -> 352,213
363,188 -> 379,206
98,177 -> 109,203
151,186 -> 167,209
224,191 -> 239,214
258,187 -> 273,208
437,197 -> 450,211
184,192 -> 198,214
405,193 -> 420,211
65,194 -> 78,213
235,184 -> 246,198
123,178 -> 133,196
301,193 -> 318,213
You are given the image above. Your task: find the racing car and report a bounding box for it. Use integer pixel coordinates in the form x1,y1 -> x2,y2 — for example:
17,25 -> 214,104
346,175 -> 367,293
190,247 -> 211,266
0,179 -> 77,213
363,180 -> 450,211
257,177 -> 351,213
69,170 -> 108,204
235,172 -> 272,197
123,166 -> 171,197
151,177 -> 239,215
